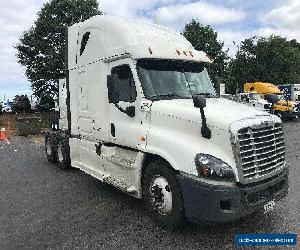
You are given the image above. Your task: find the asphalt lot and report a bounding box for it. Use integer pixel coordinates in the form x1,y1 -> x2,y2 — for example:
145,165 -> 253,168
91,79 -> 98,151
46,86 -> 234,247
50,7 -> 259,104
0,121 -> 299,249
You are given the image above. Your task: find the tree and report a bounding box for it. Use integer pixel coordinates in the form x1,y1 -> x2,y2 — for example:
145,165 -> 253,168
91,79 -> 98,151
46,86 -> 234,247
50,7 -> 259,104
182,20 -> 229,86
37,95 -> 56,112
15,0 -> 101,100
11,95 -> 31,113
228,35 -> 300,93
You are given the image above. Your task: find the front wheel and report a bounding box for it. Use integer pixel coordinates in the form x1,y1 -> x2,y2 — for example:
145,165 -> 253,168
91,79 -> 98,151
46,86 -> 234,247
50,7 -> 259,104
275,111 -> 283,120
143,160 -> 185,228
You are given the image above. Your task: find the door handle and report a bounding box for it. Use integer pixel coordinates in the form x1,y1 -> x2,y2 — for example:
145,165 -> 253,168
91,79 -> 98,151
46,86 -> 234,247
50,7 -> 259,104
110,123 -> 115,137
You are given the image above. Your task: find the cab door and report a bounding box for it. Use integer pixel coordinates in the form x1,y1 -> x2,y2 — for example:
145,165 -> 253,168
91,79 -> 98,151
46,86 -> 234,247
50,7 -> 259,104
102,60 -> 146,189
106,60 -> 144,148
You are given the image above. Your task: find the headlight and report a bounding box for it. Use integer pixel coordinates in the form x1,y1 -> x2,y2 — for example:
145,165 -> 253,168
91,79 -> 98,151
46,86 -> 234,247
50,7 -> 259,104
195,154 -> 235,182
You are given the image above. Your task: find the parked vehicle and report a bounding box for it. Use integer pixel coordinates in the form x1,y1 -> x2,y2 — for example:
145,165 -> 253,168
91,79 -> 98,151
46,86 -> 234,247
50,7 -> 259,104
244,82 -> 295,119
45,16 -> 289,227
220,93 -> 235,101
235,92 -> 271,112
278,84 -> 300,117
1,101 -> 13,113
278,84 -> 300,102
1,104 -> 12,113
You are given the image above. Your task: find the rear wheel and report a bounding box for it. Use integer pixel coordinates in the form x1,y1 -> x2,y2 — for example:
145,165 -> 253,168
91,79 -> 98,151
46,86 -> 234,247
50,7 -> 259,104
45,136 -> 57,163
57,142 -> 71,170
143,160 -> 185,228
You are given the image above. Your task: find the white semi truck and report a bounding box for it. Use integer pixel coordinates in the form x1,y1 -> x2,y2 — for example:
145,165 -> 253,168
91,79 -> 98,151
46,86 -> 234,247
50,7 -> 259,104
45,16 -> 289,227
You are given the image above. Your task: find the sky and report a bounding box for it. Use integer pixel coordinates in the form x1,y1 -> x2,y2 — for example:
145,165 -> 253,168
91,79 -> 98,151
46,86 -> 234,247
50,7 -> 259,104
1,0 -> 300,100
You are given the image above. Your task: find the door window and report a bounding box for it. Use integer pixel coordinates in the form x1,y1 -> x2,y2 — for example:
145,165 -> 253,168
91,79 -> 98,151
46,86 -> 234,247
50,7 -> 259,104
111,65 -> 137,103
80,32 -> 90,56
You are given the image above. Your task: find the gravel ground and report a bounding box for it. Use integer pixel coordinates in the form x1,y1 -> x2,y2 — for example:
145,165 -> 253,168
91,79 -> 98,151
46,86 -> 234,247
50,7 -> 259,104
0,121 -> 299,249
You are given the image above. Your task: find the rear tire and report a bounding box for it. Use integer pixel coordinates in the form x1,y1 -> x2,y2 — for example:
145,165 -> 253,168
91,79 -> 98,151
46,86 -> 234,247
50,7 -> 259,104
57,141 -> 71,170
143,160 -> 185,229
45,136 -> 57,164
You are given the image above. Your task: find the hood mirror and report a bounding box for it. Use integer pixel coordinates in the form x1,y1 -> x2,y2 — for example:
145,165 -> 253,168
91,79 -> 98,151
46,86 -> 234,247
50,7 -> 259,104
193,95 -> 206,109
193,95 -> 211,139
125,106 -> 135,117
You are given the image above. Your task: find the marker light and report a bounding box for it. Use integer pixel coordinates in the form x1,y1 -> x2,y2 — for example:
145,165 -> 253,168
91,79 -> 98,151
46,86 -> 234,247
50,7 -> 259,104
189,51 -> 194,57
176,50 -> 181,55
148,47 -> 153,54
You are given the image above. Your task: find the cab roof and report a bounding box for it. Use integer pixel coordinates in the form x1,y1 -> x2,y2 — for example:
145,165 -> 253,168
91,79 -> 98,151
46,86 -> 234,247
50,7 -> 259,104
68,16 -> 212,69
244,82 -> 282,94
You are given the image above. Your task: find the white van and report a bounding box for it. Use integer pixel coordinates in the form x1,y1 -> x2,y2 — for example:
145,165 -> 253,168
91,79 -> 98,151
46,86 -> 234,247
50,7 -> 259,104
45,16 -> 288,227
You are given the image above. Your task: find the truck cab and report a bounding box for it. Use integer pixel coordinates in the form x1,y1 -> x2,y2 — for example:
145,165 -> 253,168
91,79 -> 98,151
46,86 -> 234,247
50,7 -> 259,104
244,82 -> 295,119
236,92 -> 271,112
45,16 -> 288,227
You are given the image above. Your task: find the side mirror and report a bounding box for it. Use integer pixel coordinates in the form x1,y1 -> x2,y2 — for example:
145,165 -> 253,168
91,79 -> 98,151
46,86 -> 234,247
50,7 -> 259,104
192,95 -> 211,139
265,94 -> 279,104
125,106 -> 135,118
107,74 -> 119,103
193,95 -> 206,109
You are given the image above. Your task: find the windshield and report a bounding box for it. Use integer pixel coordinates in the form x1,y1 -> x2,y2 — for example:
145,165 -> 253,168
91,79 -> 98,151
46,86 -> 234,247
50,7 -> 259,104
249,93 -> 262,101
137,59 -> 216,100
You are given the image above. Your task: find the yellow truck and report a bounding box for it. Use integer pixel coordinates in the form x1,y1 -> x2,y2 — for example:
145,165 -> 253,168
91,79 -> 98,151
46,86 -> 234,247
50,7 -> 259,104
244,82 -> 295,119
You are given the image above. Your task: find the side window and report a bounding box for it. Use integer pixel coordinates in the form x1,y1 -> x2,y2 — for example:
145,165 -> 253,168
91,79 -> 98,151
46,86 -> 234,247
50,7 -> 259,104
111,65 -> 137,102
80,32 -> 90,56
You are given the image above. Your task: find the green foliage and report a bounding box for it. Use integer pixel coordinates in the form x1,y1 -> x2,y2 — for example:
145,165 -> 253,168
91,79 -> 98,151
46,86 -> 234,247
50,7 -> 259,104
12,95 -> 31,113
227,36 -> 300,93
15,0 -> 101,99
182,19 -> 229,85
38,95 -> 55,112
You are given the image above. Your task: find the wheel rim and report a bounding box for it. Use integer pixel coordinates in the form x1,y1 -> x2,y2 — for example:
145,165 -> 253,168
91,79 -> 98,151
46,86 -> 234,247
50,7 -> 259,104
46,142 -> 52,156
276,112 -> 282,119
57,144 -> 63,163
149,176 -> 173,215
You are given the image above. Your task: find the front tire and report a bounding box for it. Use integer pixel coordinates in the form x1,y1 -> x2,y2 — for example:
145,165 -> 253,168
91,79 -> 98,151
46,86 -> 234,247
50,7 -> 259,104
275,111 -> 283,120
143,160 -> 185,228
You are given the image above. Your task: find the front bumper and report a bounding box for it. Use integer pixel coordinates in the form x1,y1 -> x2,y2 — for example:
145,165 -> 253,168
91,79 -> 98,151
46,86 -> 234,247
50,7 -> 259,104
178,169 -> 289,223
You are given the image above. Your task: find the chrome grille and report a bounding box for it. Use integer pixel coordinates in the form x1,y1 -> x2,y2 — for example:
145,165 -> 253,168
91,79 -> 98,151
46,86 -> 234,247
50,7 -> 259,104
237,123 -> 285,180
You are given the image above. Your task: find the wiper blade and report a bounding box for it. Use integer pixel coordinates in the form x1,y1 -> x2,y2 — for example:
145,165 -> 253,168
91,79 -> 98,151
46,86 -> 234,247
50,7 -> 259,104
150,94 -> 190,100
